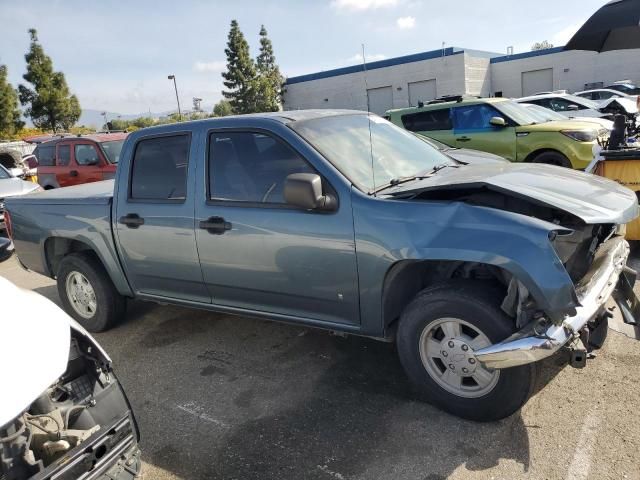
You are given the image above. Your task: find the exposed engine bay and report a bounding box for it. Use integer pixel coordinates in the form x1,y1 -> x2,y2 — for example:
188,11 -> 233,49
0,330 -> 139,480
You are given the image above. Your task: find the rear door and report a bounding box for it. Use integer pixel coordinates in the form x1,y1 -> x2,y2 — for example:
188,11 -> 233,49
54,142 -> 73,187
399,107 -> 456,146
451,104 -> 517,160
73,142 -> 104,185
194,128 -> 360,326
114,132 -> 209,302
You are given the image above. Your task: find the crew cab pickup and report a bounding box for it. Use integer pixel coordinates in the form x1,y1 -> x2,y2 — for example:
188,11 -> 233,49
6,110 -> 640,421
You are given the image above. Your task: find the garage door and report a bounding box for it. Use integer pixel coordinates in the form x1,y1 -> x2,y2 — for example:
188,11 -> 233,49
367,86 -> 393,115
408,79 -> 437,106
521,68 -> 553,96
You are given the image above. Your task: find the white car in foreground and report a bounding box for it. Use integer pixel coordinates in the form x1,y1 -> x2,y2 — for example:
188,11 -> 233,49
0,277 -> 141,479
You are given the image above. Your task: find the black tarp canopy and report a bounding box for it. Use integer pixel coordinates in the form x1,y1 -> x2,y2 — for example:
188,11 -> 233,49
565,0 -> 640,52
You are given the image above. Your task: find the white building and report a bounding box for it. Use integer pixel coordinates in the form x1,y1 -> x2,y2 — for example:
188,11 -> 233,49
283,46 -> 640,115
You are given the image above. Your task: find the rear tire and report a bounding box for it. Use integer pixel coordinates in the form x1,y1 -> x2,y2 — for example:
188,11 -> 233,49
531,150 -> 572,168
396,280 -> 535,421
56,253 -> 126,332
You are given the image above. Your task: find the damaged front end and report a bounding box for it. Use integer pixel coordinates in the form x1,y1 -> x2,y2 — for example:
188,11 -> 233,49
0,281 -> 140,480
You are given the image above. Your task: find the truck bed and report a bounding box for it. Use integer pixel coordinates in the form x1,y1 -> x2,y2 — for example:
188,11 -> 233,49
4,180 -> 131,295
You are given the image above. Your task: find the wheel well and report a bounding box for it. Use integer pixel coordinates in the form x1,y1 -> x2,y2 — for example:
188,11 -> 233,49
382,260 -> 512,338
44,238 -> 100,277
523,148 -> 569,165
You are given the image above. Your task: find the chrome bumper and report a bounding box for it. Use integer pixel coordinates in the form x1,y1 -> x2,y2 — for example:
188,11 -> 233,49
475,236 -> 630,369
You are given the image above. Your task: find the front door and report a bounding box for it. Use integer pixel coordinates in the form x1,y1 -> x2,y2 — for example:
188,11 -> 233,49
195,129 -> 360,326
451,104 -> 517,161
114,132 -> 209,303
72,143 -> 104,185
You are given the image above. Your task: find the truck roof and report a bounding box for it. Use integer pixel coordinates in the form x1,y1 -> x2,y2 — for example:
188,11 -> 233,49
35,132 -> 128,147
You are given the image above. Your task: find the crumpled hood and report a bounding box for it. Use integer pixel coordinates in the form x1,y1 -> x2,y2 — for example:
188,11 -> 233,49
0,177 -> 40,198
388,162 -> 639,224
0,277 -> 111,427
599,97 -> 638,114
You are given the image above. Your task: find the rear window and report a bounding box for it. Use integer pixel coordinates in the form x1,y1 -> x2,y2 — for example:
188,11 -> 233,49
57,145 -> 70,166
401,108 -> 452,132
36,145 -> 55,166
130,135 -> 190,201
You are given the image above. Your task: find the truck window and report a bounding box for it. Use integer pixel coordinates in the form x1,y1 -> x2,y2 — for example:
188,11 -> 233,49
130,135 -> 190,201
74,144 -> 100,165
57,145 -> 71,166
208,131 -> 314,204
37,145 -> 56,166
401,108 -> 452,132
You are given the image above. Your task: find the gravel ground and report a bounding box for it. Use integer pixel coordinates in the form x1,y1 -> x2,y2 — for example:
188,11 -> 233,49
2,255 -> 639,480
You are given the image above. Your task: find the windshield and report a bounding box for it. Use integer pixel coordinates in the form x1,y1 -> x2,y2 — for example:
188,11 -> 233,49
521,103 -> 566,121
292,114 -> 454,192
493,100 -> 541,126
417,135 -> 453,151
0,165 -> 10,179
100,140 -> 124,163
565,94 -> 599,109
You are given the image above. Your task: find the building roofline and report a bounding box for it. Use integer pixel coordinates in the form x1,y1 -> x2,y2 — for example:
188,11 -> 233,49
490,46 -> 565,64
285,46 -> 502,85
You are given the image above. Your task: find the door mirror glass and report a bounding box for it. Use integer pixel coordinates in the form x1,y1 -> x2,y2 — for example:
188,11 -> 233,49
284,173 -> 335,211
489,116 -> 507,127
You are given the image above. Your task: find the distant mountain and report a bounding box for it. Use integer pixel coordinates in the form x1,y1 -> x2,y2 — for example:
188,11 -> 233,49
78,109 -> 169,128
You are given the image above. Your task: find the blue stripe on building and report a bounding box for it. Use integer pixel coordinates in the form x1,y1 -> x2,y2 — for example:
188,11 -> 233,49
285,46 -> 566,85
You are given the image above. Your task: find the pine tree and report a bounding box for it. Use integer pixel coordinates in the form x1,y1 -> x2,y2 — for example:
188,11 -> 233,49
221,20 -> 257,114
255,25 -> 283,112
18,29 -> 81,132
0,63 -> 24,138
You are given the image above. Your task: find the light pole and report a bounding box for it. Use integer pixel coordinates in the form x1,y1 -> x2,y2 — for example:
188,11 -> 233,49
167,75 -> 182,120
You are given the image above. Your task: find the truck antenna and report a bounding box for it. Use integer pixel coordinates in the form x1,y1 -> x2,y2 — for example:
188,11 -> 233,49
361,43 -> 376,195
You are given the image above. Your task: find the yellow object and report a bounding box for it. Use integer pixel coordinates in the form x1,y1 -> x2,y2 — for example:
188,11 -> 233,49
596,158 -> 640,240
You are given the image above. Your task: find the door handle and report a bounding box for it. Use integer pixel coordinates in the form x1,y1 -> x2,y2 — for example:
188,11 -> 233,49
457,137 -> 471,142
119,213 -> 145,228
70,170 -> 79,177
199,216 -> 231,235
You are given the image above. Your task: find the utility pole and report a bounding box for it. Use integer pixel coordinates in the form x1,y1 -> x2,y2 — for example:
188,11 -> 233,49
167,75 -> 182,120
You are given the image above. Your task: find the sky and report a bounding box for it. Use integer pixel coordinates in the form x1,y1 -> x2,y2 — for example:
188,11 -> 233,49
0,0 -> 607,116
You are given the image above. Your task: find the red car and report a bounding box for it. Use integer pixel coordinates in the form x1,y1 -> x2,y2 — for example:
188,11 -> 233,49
34,132 -> 127,189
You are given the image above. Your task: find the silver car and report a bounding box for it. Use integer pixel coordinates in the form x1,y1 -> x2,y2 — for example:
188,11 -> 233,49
0,164 -> 41,235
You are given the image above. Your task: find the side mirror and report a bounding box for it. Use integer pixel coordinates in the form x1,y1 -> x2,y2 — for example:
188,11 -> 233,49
489,116 -> 507,127
284,173 -> 336,211
9,168 -> 24,178
567,104 -> 580,111
0,237 -> 14,263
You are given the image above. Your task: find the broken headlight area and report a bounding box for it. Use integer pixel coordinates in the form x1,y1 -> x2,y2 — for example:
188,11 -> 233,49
0,332 -> 140,480
550,223 -> 617,283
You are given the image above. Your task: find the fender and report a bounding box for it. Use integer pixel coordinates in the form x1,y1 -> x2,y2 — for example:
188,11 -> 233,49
351,191 -> 575,337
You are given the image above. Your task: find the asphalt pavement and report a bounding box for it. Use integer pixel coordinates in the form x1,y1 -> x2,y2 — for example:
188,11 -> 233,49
2,255 -> 639,480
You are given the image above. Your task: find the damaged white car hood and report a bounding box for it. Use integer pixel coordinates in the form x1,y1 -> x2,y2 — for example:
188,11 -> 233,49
0,277 -> 110,427
388,162 -> 639,224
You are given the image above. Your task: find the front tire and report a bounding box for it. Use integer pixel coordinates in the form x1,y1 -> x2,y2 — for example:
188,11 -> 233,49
57,253 -> 126,332
396,280 -> 534,421
531,150 -> 572,168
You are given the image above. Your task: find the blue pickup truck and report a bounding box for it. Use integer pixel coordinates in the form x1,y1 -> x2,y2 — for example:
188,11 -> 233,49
6,110 -> 639,421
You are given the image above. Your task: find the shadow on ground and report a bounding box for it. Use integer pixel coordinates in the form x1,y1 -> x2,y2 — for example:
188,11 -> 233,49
81,303 -> 568,480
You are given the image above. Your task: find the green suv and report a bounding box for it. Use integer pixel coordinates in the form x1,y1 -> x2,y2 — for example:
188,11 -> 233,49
386,97 -> 607,169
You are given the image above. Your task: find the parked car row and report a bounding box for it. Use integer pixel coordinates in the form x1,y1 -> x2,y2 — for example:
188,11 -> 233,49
5,109 -> 639,423
386,96 -> 607,168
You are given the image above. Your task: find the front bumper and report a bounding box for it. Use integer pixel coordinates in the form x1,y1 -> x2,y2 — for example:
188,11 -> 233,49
475,236 -> 631,369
